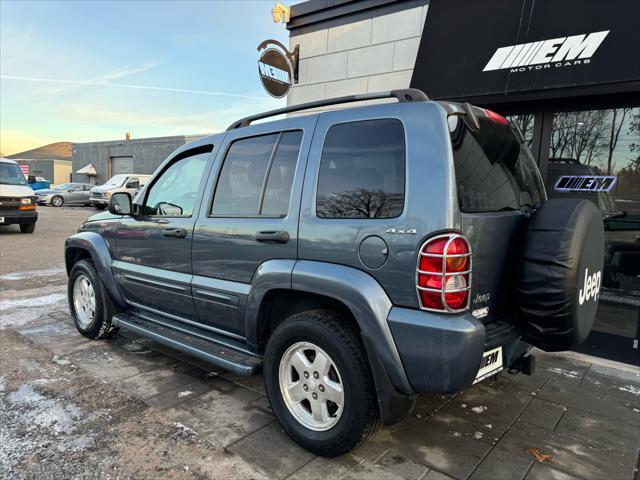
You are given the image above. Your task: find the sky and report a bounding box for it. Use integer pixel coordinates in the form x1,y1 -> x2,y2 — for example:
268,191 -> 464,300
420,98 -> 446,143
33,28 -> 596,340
0,0 -> 289,156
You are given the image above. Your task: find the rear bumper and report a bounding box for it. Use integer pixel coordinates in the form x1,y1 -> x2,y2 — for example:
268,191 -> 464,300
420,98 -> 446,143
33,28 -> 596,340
0,210 -> 38,225
387,307 -> 526,393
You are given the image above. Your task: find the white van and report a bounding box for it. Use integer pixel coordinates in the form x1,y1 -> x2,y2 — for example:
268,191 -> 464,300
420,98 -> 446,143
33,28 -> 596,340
0,158 -> 38,233
89,174 -> 151,210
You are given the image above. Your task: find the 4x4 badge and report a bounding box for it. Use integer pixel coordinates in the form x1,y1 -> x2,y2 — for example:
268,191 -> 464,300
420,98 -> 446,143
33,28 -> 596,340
386,228 -> 416,235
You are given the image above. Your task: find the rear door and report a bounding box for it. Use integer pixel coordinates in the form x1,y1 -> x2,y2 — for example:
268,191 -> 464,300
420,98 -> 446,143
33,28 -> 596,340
191,117 -> 315,337
113,145 -> 213,319
450,115 -> 546,326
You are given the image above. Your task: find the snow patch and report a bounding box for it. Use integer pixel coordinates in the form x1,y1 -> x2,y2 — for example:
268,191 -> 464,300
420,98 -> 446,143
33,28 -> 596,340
545,368 -> 581,379
177,390 -> 194,398
618,384 -> 640,396
0,293 -> 67,312
0,266 -> 66,281
7,384 -> 81,435
173,422 -> 198,439
471,406 -> 487,414
51,355 -> 71,366
473,431 -> 484,439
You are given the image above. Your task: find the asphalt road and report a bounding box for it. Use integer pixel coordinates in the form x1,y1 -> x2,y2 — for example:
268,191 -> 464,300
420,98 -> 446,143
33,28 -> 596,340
0,206 -> 92,290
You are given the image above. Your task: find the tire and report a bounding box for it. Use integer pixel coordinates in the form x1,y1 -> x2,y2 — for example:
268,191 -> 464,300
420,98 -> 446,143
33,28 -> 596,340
68,259 -> 118,339
20,223 -> 36,233
517,199 -> 605,351
94,204 -> 106,210
51,195 -> 64,207
264,310 -> 380,457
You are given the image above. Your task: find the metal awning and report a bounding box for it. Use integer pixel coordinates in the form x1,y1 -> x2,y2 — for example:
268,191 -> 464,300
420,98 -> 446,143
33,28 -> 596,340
76,163 -> 97,175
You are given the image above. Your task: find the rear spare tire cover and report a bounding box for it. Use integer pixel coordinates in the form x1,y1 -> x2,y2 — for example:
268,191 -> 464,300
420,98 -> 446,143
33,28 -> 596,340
517,198 -> 604,351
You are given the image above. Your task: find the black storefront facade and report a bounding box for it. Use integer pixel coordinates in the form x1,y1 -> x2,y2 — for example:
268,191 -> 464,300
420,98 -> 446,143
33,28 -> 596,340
286,0 -> 640,365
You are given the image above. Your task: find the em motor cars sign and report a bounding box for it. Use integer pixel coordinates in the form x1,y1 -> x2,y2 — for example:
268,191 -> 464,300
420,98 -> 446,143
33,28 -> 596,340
257,39 -> 299,98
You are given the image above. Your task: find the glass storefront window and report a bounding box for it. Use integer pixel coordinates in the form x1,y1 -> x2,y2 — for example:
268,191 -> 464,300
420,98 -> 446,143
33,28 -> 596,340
546,107 -> 640,364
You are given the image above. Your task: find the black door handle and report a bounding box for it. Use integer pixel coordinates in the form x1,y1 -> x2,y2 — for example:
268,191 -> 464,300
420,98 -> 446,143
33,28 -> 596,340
255,231 -> 289,243
162,228 -> 187,238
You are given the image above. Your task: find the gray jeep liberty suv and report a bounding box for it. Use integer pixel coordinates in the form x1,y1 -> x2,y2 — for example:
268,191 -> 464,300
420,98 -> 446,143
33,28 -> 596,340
65,89 -> 604,456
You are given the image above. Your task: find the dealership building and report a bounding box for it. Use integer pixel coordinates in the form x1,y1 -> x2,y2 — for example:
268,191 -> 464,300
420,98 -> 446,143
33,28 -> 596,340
280,0 -> 639,364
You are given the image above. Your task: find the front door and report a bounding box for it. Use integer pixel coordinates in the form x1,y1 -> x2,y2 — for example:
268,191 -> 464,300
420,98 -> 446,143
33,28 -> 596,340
191,117 -> 315,337
113,145 -> 213,319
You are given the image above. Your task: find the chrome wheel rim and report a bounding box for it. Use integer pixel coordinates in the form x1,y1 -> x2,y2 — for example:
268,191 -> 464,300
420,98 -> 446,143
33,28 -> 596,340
53,196 -> 63,206
278,341 -> 344,431
73,274 -> 96,328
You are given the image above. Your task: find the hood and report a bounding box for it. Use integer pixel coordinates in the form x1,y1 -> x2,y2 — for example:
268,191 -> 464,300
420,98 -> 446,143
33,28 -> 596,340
34,188 -> 58,195
86,210 -> 122,222
0,184 -> 35,197
91,185 -> 117,193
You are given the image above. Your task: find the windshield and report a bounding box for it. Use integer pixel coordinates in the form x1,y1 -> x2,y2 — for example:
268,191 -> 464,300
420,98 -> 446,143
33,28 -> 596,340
54,183 -> 74,190
103,174 -> 128,187
450,117 -> 545,213
0,162 -> 28,186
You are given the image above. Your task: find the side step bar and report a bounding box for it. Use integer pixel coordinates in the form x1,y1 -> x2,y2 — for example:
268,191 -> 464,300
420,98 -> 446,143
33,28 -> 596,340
112,313 -> 262,376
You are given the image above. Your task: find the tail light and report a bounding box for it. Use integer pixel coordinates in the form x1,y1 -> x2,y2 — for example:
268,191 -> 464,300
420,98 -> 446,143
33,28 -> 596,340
417,233 -> 471,312
483,109 -> 508,125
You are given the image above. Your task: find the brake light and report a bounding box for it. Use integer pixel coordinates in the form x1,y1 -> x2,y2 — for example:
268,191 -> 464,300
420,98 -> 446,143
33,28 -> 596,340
416,233 -> 471,312
484,109 -> 508,125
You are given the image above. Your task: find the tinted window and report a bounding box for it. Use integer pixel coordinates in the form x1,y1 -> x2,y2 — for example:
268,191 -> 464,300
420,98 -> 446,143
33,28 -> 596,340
451,118 -> 544,213
316,119 -> 405,219
144,149 -> 210,216
262,131 -> 303,216
212,131 -> 302,216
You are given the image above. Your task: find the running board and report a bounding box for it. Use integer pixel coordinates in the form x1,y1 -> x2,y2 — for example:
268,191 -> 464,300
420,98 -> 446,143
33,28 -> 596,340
112,313 -> 262,376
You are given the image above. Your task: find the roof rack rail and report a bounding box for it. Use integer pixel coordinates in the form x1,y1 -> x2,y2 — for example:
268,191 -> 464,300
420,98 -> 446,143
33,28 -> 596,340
226,88 -> 429,130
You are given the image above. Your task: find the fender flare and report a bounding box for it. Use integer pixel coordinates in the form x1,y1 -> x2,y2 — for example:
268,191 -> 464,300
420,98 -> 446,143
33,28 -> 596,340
245,259 -> 413,395
291,260 -> 412,394
65,232 -> 126,307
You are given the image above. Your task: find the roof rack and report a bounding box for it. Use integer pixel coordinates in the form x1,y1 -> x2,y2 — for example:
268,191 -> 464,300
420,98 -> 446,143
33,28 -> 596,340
227,88 -> 429,130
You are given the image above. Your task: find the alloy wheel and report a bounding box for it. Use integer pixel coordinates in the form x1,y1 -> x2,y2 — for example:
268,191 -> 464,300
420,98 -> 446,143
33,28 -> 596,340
278,341 -> 344,431
73,274 -> 96,328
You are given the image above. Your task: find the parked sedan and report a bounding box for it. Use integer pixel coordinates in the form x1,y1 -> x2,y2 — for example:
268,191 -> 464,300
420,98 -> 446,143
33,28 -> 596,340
35,183 -> 94,207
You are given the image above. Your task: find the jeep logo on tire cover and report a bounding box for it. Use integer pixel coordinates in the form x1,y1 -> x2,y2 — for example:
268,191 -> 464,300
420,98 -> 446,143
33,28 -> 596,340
578,268 -> 601,305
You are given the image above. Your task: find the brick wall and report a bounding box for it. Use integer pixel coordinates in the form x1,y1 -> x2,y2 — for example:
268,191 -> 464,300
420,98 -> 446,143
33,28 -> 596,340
287,5 -> 428,106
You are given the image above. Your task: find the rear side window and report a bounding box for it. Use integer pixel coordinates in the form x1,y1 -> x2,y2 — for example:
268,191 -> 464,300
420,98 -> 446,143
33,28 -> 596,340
211,131 -> 302,216
451,118 -> 544,213
316,119 -> 405,219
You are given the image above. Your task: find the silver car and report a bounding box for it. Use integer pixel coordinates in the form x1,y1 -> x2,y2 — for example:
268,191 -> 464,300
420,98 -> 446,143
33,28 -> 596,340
35,183 -> 93,207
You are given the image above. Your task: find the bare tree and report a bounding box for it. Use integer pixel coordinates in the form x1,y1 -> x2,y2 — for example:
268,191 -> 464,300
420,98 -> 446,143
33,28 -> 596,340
317,189 -> 402,218
606,108 -> 631,175
550,111 -> 608,166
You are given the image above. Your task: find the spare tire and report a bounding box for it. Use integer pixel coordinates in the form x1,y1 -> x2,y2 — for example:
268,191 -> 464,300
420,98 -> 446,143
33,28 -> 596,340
517,198 -> 604,351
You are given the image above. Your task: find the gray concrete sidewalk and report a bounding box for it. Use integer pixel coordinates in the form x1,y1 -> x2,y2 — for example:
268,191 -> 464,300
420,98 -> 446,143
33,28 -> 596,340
2,296 -> 639,480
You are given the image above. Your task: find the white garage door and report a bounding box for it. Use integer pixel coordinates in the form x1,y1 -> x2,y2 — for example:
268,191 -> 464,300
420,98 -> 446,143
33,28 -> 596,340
110,156 -> 134,175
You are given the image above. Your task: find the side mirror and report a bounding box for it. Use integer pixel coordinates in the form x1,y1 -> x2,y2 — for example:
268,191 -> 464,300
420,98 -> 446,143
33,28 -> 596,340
109,192 -> 132,215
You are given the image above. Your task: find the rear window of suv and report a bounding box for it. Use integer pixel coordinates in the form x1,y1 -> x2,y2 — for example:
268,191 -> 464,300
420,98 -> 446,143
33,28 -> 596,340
450,117 -> 544,213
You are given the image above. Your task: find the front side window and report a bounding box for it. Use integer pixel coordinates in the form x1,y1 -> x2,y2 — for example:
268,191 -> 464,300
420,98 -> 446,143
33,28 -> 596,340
316,119 -> 406,219
211,131 -> 302,216
143,148 -> 211,216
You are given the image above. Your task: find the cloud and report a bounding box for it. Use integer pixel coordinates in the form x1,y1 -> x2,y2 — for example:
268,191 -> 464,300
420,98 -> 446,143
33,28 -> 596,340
44,63 -> 159,93
1,73 -> 266,100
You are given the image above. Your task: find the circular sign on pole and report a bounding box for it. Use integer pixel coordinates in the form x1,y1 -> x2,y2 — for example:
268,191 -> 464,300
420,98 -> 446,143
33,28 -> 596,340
258,47 -> 293,98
